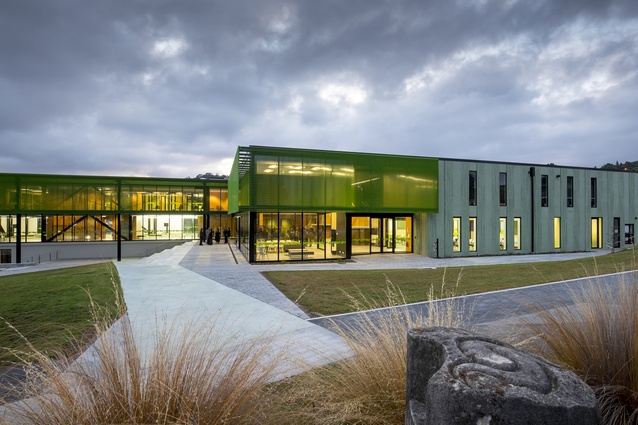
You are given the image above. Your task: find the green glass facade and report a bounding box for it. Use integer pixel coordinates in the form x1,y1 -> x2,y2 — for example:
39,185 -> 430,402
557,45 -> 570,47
230,146 -> 439,214
230,146 -> 439,262
0,174 -> 231,257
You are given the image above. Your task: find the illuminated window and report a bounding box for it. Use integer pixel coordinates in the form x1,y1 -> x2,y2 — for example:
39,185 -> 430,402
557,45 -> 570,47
554,217 -> 561,249
513,217 -> 521,250
469,217 -> 477,252
591,217 -> 603,248
499,218 -> 507,250
452,217 -> 461,252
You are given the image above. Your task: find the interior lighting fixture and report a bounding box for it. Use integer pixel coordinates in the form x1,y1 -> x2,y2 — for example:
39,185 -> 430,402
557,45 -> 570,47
351,177 -> 379,186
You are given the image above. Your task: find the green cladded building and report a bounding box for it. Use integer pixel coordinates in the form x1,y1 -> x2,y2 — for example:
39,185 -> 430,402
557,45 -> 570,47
1,145 -> 636,264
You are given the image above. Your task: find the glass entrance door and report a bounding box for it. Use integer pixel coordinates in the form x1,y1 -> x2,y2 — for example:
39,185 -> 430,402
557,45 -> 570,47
350,215 -> 412,255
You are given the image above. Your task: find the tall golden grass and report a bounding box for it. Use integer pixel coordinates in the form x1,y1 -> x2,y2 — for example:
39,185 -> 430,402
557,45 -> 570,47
1,288 -> 285,424
521,270 -> 638,425
268,272 -> 470,424
1,271 -> 469,424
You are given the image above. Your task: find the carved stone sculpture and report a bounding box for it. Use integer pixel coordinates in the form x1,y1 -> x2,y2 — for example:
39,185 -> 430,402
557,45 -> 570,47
405,327 -> 601,425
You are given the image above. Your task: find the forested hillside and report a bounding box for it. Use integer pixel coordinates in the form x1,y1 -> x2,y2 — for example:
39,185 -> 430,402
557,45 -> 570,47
600,161 -> 638,172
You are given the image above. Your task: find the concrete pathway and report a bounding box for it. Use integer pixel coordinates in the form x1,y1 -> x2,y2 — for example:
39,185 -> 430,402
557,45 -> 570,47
116,242 -> 351,377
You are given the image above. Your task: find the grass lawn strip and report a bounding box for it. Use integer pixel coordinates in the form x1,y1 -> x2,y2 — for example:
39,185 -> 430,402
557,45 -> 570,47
263,250 -> 638,316
0,263 -> 121,365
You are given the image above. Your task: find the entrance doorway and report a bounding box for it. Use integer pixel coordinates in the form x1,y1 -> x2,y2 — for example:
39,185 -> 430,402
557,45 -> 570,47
350,215 -> 412,255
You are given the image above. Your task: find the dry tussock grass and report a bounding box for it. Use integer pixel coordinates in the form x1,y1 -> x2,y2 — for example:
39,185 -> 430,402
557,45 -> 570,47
266,271 -> 471,425
1,287 -> 284,424
521,264 -> 638,425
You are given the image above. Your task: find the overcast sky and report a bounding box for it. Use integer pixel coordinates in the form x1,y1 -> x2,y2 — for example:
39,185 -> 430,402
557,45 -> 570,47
1,1 -> 637,178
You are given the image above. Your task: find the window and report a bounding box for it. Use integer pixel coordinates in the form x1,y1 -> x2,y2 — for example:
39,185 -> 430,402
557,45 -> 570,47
566,176 -> 573,207
541,175 -> 548,207
513,217 -> 521,250
499,172 -> 507,206
554,217 -> 561,249
469,171 -> 477,206
613,217 -> 620,249
591,217 -> 603,249
625,224 -> 634,245
591,178 -> 597,208
469,217 -> 477,252
452,217 -> 461,252
0,249 -> 10,263
499,218 -> 507,250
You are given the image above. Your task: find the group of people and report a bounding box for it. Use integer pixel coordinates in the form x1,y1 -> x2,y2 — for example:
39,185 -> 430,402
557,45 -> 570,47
199,227 -> 231,245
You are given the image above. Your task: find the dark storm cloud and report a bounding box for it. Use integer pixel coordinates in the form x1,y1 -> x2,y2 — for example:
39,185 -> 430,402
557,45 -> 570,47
0,0 -> 637,176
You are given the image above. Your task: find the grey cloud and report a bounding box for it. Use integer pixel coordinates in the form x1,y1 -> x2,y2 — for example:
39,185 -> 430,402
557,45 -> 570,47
0,0 -> 637,177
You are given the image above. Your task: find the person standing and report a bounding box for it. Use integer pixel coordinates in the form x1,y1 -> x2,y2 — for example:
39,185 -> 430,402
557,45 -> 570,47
214,228 -> 221,244
223,227 -> 230,243
206,227 -> 213,245
199,228 -> 205,245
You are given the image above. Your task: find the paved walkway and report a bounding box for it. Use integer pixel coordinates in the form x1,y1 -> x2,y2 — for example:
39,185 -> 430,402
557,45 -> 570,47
114,242 -> 351,376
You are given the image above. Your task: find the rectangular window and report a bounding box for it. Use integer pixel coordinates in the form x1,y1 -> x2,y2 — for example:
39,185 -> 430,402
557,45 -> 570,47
613,217 -> 620,248
0,249 -> 10,263
513,217 -> 521,250
554,217 -> 561,249
469,171 -> 477,206
625,224 -> 634,245
499,172 -> 507,206
591,217 -> 603,249
499,217 -> 507,250
469,217 -> 477,252
566,176 -> 573,207
541,175 -> 548,207
591,178 -> 597,208
452,217 -> 461,252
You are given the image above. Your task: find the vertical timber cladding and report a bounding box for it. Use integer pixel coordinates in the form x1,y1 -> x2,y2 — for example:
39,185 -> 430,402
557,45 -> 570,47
237,145 -> 439,213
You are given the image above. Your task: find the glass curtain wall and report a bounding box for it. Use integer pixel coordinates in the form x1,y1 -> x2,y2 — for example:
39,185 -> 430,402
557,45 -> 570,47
231,146 -> 438,262
44,214 -> 201,242
253,211 -> 342,262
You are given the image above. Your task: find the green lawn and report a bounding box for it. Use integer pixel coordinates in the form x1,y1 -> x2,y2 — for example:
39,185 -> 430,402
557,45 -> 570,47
1,250 -> 636,364
263,250 -> 638,316
0,263 -> 121,365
